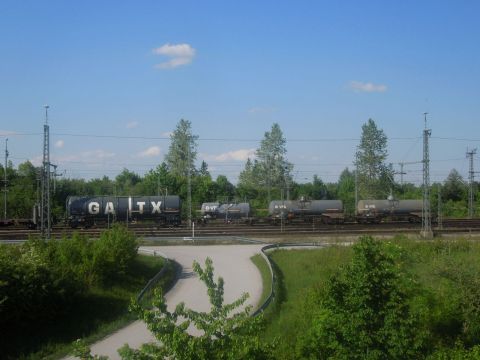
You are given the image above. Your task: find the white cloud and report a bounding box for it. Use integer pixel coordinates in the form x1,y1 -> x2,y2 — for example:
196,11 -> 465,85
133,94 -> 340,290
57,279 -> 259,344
201,148 -> 256,162
161,131 -> 173,138
153,43 -> 196,69
349,81 -> 387,93
29,149 -> 116,167
55,140 -> 64,148
126,121 -> 139,129
248,106 -> 277,114
81,149 -> 116,160
138,146 -> 161,158
0,130 -> 17,136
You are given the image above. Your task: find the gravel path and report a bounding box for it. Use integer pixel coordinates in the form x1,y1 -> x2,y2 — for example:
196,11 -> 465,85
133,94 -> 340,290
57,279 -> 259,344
65,244 -> 264,360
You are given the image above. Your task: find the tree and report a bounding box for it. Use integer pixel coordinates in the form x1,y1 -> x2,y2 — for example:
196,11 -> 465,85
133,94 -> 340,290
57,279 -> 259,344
239,123 -> 293,204
115,169 -> 141,195
337,167 -> 356,215
297,236 -> 426,359
74,258 -> 273,359
355,119 -> 393,199
443,169 -> 466,202
165,119 -> 199,178
215,175 -> 235,201
198,161 -> 210,178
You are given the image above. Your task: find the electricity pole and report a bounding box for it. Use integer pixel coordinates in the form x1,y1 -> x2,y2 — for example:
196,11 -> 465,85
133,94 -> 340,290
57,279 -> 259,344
421,112 -> 433,239
187,136 -> 192,228
41,105 -> 51,239
3,138 -> 8,220
437,183 -> 443,230
466,148 -> 477,218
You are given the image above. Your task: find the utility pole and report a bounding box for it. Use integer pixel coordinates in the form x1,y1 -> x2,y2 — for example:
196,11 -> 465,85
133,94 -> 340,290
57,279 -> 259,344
466,148 -> 477,218
397,161 -> 422,185
398,162 -> 407,185
41,105 -> 51,239
3,138 -> 8,220
354,154 -> 358,215
187,136 -> 192,228
437,183 -> 443,230
421,112 -> 433,239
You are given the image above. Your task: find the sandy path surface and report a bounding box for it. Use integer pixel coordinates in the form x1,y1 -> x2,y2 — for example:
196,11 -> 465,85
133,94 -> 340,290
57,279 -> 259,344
65,244 -> 264,360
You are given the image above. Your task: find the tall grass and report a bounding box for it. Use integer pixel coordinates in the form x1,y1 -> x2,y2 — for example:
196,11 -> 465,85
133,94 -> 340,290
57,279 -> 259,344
262,236 -> 480,359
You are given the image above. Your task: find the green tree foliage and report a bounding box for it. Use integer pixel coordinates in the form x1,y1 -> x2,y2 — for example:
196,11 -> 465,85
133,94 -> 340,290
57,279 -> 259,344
165,119 -> 199,177
0,225 -> 138,356
442,169 -> 467,202
75,257 -> 274,360
115,169 -> 142,195
336,168 -> 356,215
215,175 -> 236,201
238,123 -> 292,206
255,123 -> 292,190
297,236 -> 426,359
355,119 -> 393,199
291,175 -> 329,202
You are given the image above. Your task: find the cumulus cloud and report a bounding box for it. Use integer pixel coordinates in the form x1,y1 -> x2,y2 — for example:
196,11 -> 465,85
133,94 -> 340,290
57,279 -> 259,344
349,81 -> 387,93
126,121 -> 139,129
138,146 -> 161,158
55,140 -> 64,148
202,148 -> 256,162
153,43 -> 196,69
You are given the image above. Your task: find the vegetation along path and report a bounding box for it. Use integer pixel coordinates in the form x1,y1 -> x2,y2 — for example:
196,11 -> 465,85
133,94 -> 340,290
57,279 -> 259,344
67,244 -> 265,360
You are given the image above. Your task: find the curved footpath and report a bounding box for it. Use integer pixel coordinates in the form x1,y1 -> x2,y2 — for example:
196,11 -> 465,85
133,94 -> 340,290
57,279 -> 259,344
65,244 -> 264,360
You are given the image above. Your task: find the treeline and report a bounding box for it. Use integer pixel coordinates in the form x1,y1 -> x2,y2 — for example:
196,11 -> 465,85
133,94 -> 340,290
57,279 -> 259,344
1,159 -> 477,221
0,225 -> 138,357
0,119 -> 478,220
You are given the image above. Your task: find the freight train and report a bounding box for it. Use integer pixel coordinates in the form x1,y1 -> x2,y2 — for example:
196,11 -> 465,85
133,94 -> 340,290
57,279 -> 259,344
200,197 -> 424,225
64,194 -> 423,228
66,195 -> 181,228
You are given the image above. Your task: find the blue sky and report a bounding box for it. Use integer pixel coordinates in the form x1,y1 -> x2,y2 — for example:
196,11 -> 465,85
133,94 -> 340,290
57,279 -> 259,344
1,0 -> 480,184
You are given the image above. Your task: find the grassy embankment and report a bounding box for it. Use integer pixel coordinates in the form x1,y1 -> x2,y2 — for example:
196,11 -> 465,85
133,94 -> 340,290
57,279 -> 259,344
24,254 -> 175,360
260,235 -> 480,359
250,253 -> 272,311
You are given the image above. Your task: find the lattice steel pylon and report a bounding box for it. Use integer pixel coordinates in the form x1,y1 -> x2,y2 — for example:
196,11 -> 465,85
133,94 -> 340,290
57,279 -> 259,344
466,148 -> 477,218
40,105 -> 51,239
421,113 -> 433,239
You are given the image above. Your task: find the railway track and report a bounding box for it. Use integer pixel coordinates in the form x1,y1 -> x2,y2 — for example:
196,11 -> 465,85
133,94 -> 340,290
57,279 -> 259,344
2,219 -> 480,241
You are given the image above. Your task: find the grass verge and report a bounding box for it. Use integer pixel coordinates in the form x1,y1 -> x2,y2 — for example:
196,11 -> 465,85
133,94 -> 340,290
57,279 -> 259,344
260,235 -> 480,359
20,254 -> 175,360
250,253 -> 273,312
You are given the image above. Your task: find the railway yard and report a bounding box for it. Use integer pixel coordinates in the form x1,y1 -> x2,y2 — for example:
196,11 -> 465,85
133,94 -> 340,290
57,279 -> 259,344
2,218 -> 480,242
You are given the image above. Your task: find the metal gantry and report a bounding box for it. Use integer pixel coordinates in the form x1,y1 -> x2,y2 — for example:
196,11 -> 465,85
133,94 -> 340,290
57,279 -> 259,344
421,112 -> 433,239
40,105 -> 51,239
466,148 -> 477,218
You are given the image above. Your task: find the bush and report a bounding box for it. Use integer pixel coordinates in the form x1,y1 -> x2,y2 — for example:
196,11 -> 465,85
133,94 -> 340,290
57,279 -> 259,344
0,225 -> 139,355
296,236 -> 427,359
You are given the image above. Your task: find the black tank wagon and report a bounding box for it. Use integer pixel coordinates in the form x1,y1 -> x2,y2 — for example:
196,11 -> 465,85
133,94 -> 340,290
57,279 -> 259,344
66,195 -> 181,228
268,199 -> 344,224
356,199 -> 423,223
